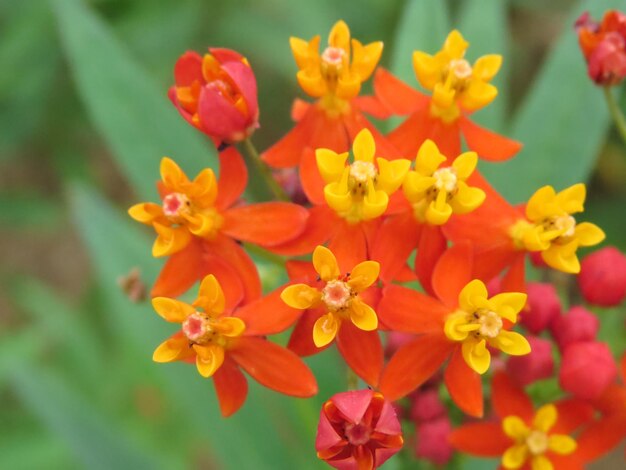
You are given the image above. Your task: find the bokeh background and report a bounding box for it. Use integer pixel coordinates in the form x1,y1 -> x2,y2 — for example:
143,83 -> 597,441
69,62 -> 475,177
1,0 -> 625,469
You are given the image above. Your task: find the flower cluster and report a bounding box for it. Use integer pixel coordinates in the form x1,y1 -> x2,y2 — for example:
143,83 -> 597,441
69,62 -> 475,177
127,18 -> 626,470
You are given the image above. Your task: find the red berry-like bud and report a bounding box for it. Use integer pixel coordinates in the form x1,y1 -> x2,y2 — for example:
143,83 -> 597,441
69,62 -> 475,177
578,246 -> 626,307
520,282 -> 562,334
414,416 -> 454,465
559,341 -> 617,400
410,388 -> 445,422
550,306 -> 599,351
506,336 -> 554,386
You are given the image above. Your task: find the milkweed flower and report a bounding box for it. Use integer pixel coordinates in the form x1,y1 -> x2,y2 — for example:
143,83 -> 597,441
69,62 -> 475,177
169,48 -> 259,144
369,30 -> 521,160
450,372 -> 624,470
576,10 -> 626,86
281,245 -> 383,386
378,243 -> 530,417
128,149 -> 308,302
578,246 -> 626,307
316,389 -> 403,470
151,275 -> 317,416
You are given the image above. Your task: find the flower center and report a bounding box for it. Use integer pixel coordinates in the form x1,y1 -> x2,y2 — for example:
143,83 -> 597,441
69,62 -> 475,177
322,280 -> 352,311
449,58 -> 473,80
350,160 -> 377,183
182,312 -> 222,345
344,422 -> 371,446
526,430 -> 549,456
322,46 -> 345,67
433,167 -> 458,193
553,215 -> 576,238
163,192 -> 191,219
477,310 -> 503,338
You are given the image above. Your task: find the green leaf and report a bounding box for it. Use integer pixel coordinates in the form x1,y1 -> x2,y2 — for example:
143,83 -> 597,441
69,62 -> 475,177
0,191 -> 63,230
481,0 -> 614,203
51,0 -> 216,200
457,0 -> 509,131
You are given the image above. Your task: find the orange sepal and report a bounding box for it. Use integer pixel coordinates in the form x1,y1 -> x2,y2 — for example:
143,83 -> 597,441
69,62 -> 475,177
378,285 -> 447,334
379,333 -> 453,401
491,371 -> 534,421
236,287 -> 302,336
221,202 -> 308,246
449,422 -> 510,456
230,337 -> 318,397
444,347 -> 484,417
416,224 -> 449,297
213,356 -> 248,417
268,206 -> 337,256
371,212 -> 421,283
336,322 -> 383,387
432,241 -> 473,309
215,147 -> 247,211
460,116 -> 522,162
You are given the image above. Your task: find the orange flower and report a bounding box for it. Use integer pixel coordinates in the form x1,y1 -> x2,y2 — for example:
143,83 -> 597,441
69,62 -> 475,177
129,148 -> 308,303
369,30 -> 521,161
450,372 -> 626,470
378,243 -> 530,417
281,246 -> 383,386
152,274 -> 317,416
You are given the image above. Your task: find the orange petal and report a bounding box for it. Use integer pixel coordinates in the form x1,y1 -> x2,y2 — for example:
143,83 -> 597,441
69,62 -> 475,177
353,94 -> 393,119
291,98 -> 310,122
379,333 -> 453,401
460,116 -> 522,162
285,260 -> 318,283
230,337 -> 318,397
215,147 -> 247,211
428,117 -> 462,160
378,285 -> 448,333
372,67 -> 429,116
492,371 -> 534,421
343,109 -> 399,159
327,220 -> 367,272
266,206 -> 337,256
444,347 -> 484,417
300,147 -> 326,205
151,239 -> 204,298
221,202 -> 308,246
287,308 -> 330,357
416,224 -> 448,297
574,413 -> 626,462
552,398 -> 595,434
261,106 -> 318,168
336,322 -> 383,387
213,356 -> 248,417
388,107 -> 433,156
449,422 -> 511,456
501,253 -> 527,293
236,287 -> 302,336
432,241 -> 474,309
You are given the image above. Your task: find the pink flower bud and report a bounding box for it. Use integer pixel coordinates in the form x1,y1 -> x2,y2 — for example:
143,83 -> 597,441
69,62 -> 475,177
506,336 -> 554,386
578,246 -> 626,307
414,416 -> 454,465
559,341 -> 617,400
520,282 -> 562,334
550,306 -> 599,351
316,390 -> 403,469
410,388 -> 446,422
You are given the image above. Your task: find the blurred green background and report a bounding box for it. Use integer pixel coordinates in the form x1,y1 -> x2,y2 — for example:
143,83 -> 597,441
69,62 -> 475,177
1,0 -> 625,469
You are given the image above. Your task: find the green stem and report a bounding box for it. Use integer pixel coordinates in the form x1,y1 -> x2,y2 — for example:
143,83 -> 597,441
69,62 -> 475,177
346,368 -> 359,391
603,86 -> 626,145
244,243 -> 286,268
240,138 -> 290,202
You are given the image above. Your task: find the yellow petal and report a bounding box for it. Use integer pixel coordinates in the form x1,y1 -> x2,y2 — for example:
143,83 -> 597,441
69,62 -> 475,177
335,73 -> 361,100
190,169 -> 218,207
153,337 -> 191,363
555,183 -> 585,214
503,416 -> 530,439
193,274 -> 225,315
416,139 -> 446,175
193,344 -> 225,378
328,20 -> 350,51
574,222 -> 605,247
451,152 -> 478,180
362,185 -> 389,220
450,183 -> 485,214
533,404 -> 557,433
347,261 -> 380,291
152,297 -> 195,322
462,338 -> 491,374
541,241 -> 581,274
313,312 -> 340,347
472,54 -> 502,81
548,434 -> 577,455
281,284 -> 322,309
522,225 -> 553,252
530,455 -> 553,470
184,212 -> 219,237
290,35 -> 319,69
160,157 -> 189,190
128,203 -> 164,224
425,198 -> 453,225
413,51 -> 440,90
296,70 -> 327,97
317,149 -> 349,183
502,444 -> 528,470
313,245 -> 341,281
444,311 -> 475,342
351,39 -> 383,81
432,82 -> 456,109
459,80 -> 497,111
443,30 -> 469,59
376,158 -> 411,194
325,177 -> 353,214
458,279 -> 489,313
349,299 -> 378,331
489,292 -> 527,322
403,172 -> 435,203
490,330 -> 531,356
213,317 -> 246,338
526,186 -> 557,221
152,223 -> 191,257
352,128 -> 376,163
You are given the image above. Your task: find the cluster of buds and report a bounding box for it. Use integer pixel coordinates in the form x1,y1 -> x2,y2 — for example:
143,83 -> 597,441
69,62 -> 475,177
125,14 -> 626,470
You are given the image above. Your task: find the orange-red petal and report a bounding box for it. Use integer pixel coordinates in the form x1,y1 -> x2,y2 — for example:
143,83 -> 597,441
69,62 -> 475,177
215,147 -> 247,210
327,220 -> 368,272
299,147 -> 326,205
371,212 -> 421,283
416,224 -> 449,297
491,371 -> 534,421
449,422 -> 511,456
336,322 -> 383,387
371,67 -> 429,116
444,347 -> 484,417
287,308 -> 330,357
574,413 -> 626,463
459,116 -> 522,162
236,287 -> 302,336
552,398 -> 595,434
378,285 -> 448,333
432,241 -> 474,309
268,206 -> 337,257
213,356 -> 248,417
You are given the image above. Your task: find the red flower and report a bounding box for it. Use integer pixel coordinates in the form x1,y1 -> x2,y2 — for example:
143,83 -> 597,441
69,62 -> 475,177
578,246 -> 626,307
506,336 -> 555,386
559,341 -> 617,401
520,283 -> 562,334
169,48 -> 259,143
549,306 -> 599,351
316,389 -> 403,470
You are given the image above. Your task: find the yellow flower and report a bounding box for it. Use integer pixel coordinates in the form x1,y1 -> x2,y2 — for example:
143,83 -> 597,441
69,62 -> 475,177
502,404 -> 577,470
413,30 -> 501,122
316,128 -> 411,224
444,279 -> 530,374
281,245 -> 379,347
403,139 -> 486,225
510,183 -> 605,273
290,20 -> 383,112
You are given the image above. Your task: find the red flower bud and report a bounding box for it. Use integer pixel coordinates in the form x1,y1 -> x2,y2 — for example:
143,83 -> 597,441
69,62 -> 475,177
316,390 -> 404,469
576,10 -> 626,85
414,416 -> 454,466
578,246 -> 626,307
169,48 -> 259,144
550,306 -> 599,351
520,282 -> 562,334
410,388 -> 446,422
506,336 -> 554,386
559,341 -> 617,400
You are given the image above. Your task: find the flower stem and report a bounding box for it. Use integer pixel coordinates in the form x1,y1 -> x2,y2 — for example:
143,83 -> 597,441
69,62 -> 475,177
240,138 -> 290,202
347,368 -> 359,391
603,86 -> 626,145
